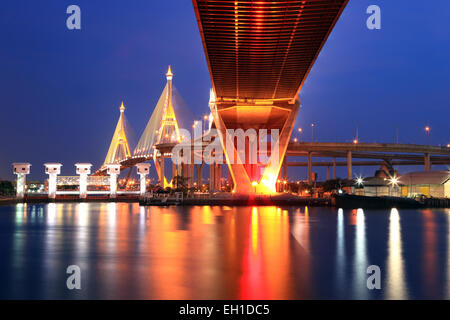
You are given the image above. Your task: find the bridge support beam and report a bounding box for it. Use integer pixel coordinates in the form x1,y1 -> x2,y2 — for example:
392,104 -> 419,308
75,163 -> 92,199
307,152 -> 313,184
347,151 -> 352,180
45,163 -> 62,200
159,156 -> 165,188
424,153 -> 431,172
189,163 -> 194,189
333,157 -> 337,179
209,163 -> 215,193
13,163 -> 31,200
106,164 -> 121,198
196,163 -> 203,189
209,95 -> 300,195
216,164 -> 221,191
136,163 -> 150,196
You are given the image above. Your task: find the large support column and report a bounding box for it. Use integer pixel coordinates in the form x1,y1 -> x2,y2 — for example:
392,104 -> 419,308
172,162 -> 178,180
209,93 -> 301,194
209,163 -> 215,192
347,151 -> 352,180
13,163 -> 31,200
196,163 -> 203,188
159,156 -> 165,188
75,163 -> 92,199
333,157 -> 337,179
307,152 -> 313,184
188,163 -> 194,188
44,163 -> 62,199
216,164 -> 221,191
136,163 -> 151,196
424,153 -> 431,172
106,164 -> 121,198
282,158 -> 287,182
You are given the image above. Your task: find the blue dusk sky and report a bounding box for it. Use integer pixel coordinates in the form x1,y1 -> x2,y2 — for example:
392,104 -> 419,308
0,0 -> 449,181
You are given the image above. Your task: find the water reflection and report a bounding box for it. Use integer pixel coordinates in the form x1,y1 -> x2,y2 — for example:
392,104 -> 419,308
2,203 -> 450,299
335,208 -> 346,294
385,208 -> 408,299
422,209 -> 438,298
353,208 -> 368,299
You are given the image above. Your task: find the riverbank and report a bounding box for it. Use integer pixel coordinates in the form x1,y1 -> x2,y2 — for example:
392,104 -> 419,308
1,194 -> 449,209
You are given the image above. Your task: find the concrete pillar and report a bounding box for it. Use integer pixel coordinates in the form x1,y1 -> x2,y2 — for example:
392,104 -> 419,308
347,151 -> 352,180
196,163 -> 203,188
216,164 -> 221,191
424,153 -> 431,172
13,163 -> 31,200
159,156 -> 165,188
44,163 -> 62,199
172,162 -> 178,179
333,157 -> 337,179
209,163 -> 215,192
307,152 -> 313,184
188,163 -> 194,188
182,164 -> 188,180
106,164 -> 121,198
282,158 -> 287,181
75,163 -> 92,199
136,163 -> 150,196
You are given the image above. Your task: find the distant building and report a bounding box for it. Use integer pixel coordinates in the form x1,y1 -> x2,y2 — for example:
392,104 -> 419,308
399,171 -> 450,198
352,177 -> 400,197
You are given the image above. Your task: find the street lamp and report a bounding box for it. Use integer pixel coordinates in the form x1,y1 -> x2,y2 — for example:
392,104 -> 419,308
311,123 -> 315,142
252,181 -> 257,193
425,126 -> 430,145
298,128 -> 303,142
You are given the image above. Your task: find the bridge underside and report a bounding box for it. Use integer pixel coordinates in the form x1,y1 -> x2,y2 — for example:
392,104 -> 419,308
194,0 -> 348,194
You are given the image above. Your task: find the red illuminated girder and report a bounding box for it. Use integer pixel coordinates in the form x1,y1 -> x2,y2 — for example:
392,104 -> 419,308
210,97 -> 300,194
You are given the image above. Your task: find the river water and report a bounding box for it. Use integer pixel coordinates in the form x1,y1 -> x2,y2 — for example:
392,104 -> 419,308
0,203 -> 449,299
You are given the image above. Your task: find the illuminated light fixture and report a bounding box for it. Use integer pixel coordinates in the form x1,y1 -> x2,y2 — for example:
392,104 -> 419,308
425,126 -> 430,132
294,138 -> 298,143
388,175 -> 399,186
353,139 -> 358,144
355,177 -> 364,186
298,128 -> 302,133
251,181 -> 258,187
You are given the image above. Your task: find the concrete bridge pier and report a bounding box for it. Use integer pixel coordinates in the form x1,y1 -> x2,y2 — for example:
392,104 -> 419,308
159,156 -> 165,188
75,163 -> 92,199
196,163 -> 203,188
13,163 -> 31,200
347,151 -> 352,180
333,157 -> 337,179
424,153 -> 431,171
307,152 -> 313,184
106,164 -> 121,198
209,163 -> 216,193
45,163 -> 62,199
136,163 -> 150,196
216,164 -> 221,191
188,163 -> 194,188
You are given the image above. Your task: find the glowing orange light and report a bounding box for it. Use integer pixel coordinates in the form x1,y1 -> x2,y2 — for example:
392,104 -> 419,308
353,139 -> 358,144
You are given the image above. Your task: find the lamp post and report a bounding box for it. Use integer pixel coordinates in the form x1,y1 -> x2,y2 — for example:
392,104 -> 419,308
298,128 -> 303,142
311,124 -> 315,142
425,126 -> 430,145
